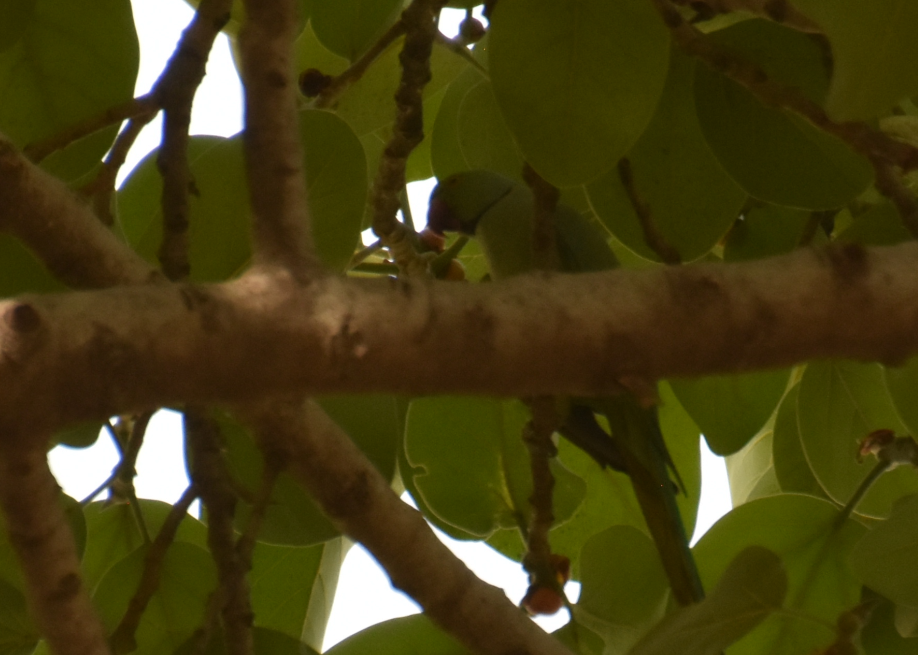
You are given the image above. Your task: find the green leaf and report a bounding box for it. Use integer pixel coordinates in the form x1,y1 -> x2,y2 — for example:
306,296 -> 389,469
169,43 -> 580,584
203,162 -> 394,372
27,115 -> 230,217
336,38 -> 467,137
578,526 -> 668,638
722,204 -> 811,262
295,20 -> 349,77
0,0 -> 138,182
118,111 -> 366,277
792,0 -> 918,121
405,397 -> 585,537
324,614 -> 472,655
0,0 -> 35,53
771,384 -> 830,499
797,360 -> 918,517
837,202 -> 913,247
694,19 -> 872,209
82,500 -> 207,592
94,541 -> 217,655
298,110 -> 368,271
310,0 -> 402,61
693,495 -> 866,655
249,538 -> 345,650
489,0 -> 669,186
628,546 -> 786,655
885,355 -> 918,436
0,235 -> 65,298
456,79 -> 525,179
670,368 -> 790,455
860,593 -> 918,655
174,626 -> 320,655
0,578 -> 38,655
725,428 -> 781,506
586,50 -> 745,262
52,421 -> 103,449
849,493 -> 918,607
430,65 -> 487,181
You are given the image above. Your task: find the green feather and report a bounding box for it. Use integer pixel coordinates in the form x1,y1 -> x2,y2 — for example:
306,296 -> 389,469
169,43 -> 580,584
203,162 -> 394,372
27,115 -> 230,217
427,170 -> 705,606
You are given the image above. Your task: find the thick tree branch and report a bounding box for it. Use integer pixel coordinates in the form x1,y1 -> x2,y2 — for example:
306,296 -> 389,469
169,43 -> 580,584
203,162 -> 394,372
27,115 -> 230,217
238,0 -> 319,276
0,446 -> 109,655
0,135 -> 161,288
244,397 -> 575,655
3,242 -> 918,438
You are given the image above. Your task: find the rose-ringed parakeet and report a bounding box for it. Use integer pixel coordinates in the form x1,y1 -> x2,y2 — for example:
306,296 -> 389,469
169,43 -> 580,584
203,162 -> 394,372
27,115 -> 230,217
427,170 -> 705,607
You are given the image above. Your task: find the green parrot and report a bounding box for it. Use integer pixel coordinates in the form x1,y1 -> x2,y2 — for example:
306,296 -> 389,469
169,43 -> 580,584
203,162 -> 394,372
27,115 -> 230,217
427,170 -> 705,607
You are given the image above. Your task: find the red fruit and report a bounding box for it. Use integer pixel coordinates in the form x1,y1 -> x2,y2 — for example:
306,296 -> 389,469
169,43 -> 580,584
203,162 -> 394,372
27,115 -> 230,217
522,584 -> 564,616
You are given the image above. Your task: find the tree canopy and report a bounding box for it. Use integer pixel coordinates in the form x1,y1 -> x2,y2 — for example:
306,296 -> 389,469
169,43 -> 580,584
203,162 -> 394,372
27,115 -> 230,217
1,0 -> 918,654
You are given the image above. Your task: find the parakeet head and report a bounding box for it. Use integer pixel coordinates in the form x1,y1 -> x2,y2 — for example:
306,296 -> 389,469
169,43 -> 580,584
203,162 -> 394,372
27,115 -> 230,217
427,170 -> 516,236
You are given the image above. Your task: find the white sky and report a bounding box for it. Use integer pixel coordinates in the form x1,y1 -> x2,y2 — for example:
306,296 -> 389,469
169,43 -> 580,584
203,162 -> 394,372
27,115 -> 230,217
46,1 -> 733,651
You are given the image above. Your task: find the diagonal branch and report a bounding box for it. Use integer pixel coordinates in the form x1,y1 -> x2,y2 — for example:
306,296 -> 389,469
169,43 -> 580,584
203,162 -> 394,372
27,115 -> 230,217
3,241 -> 918,437
0,445 -> 109,655
238,0 -> 320,277
243,397 -> 575,655
0,135 -> 161,288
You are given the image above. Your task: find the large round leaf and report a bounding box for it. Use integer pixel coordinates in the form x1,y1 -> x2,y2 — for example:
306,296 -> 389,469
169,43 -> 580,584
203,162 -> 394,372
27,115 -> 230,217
0,0 -> 138,182
405,397 -> 585,537
693,495 -> 866,655
488,0 -> 669,186
670,368 -> 790,455
456,79 -> 524,180
325,615 -> 471,655
310,0 -> 401,61
586,50 -> 745,262
884,355 -> 918,436
722,204 -> 811,262
797,360 -> 918,517
94,541 -> 217,655
771,384 -> 830,499
793,0 -> 918,121
117,111 -> 366,278
694,19 -> 872,209
849,493 -> 918,608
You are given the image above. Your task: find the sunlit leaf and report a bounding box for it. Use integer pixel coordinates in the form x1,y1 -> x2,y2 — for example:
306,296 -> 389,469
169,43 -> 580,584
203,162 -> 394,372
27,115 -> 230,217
797,360 -> 918,517
725,428 -> 780,506
693,495 -> 865,655
849,493 -> 918,607
311,0 -> 401,61
628,546 -> 786,655
771,384 -> 830,500
324,615 -> 472,655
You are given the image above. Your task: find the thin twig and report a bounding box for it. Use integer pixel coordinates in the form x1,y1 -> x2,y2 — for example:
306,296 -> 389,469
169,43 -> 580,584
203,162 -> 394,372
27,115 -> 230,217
155,0 -> 233,281
312,19 -> 408,109
617,158 -> 682,264
239,0 -> 320,278
235,451 -> 283,569
110,485 -> 199,655
523,164 -> 561,272
371,0 -> 446,277
835,461 -> 889,527
82,109 -> 158,226
348,239 -> 384,269
651,0 -> 918,236
186,408 -> 253,655
23,96 -> 157,164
